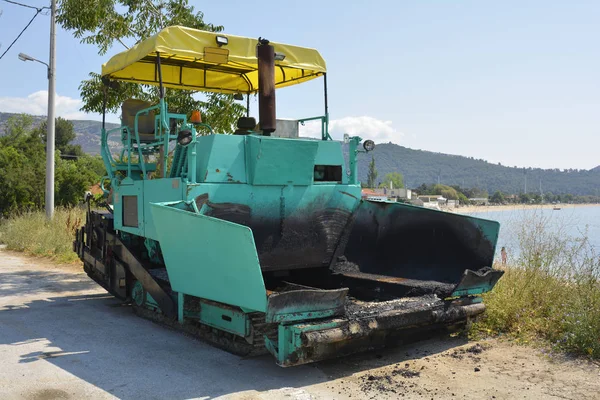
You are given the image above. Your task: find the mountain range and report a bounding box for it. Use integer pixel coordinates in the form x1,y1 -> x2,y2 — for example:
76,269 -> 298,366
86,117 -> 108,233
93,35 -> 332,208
0,112 -> 120,154
355,143 -> 599,196
1,112 -> 599,195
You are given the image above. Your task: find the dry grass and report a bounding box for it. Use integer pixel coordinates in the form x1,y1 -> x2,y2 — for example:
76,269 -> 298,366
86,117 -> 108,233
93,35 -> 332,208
0,208 -> 84,263
474,210 -> 600,359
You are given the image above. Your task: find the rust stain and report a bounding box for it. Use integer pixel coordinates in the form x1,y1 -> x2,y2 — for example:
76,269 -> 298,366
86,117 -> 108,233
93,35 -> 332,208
215,168 -> 220,173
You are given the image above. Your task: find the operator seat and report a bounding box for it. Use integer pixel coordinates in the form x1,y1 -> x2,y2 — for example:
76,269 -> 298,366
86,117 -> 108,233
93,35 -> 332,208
121,99 -> 157,143
233,117 -> 257,135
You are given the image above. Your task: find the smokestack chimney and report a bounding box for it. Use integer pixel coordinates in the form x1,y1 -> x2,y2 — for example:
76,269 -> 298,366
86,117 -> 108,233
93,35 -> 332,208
257,38 -> 276,136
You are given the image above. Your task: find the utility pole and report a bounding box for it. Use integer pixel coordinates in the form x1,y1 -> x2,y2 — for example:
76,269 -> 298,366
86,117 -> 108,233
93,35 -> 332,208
46,0 -> 56,219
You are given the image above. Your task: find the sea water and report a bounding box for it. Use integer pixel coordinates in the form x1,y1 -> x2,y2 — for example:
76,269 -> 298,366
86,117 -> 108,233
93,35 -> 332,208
465,205 -> 600,258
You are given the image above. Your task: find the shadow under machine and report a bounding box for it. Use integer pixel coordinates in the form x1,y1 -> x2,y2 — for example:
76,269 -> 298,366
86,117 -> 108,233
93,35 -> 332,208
74,26 -> 503,366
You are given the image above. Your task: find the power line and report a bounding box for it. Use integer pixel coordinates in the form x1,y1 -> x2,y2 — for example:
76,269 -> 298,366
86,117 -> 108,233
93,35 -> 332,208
0,6 -> 43,60
1,0 -> 46,11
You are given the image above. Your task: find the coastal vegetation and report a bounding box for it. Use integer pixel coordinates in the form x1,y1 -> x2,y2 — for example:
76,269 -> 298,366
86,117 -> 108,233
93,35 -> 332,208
474,211 -> 600,359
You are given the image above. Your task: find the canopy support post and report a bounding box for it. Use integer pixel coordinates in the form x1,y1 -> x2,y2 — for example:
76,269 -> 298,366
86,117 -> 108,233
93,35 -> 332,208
323,73 -> 330,141
156,53 -> 165,99
156,53 -> 169,178
100,84 -> 113,179
102,86 -> 107,131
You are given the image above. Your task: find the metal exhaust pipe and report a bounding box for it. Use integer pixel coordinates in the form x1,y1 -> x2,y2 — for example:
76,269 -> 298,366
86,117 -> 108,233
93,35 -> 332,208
257,38 -> 276,136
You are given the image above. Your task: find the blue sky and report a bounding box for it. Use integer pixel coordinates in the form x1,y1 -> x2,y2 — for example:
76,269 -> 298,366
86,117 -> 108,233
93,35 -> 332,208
0,1 -> 598,169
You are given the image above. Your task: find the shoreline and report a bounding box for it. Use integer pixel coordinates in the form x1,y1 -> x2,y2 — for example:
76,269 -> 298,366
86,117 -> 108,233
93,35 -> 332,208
454,203 -> 600,214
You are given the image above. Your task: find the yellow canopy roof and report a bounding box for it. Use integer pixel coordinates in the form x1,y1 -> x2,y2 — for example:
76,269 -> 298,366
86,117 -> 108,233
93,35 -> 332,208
101,26 -> 326,94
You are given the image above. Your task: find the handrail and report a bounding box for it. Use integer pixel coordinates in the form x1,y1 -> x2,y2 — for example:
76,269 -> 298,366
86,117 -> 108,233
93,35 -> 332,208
100,125 -> 127,179
194,122 -> 214,135
100,175 -> 111,196
100,128 -> 113,179
133,104 -> 162,177
102,100 -> 209,183
298,114 -> 331,141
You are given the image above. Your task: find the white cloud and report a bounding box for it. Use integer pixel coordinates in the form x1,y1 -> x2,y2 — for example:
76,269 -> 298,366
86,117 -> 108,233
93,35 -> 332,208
299,116 -> 403,144
0,90 -> 87,120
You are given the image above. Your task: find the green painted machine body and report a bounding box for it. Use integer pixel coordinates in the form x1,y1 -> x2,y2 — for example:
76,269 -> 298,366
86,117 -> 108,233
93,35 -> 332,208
91,105 -> 503,365
75,31 -> 504,367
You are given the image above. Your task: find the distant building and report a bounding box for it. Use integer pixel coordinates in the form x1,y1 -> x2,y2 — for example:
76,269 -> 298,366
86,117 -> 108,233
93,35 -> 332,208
385,187 -> 412,200
371,188 -> 412,201
361,187 -> 412,202
416,195 -> 448,210
361,189 -> 388,202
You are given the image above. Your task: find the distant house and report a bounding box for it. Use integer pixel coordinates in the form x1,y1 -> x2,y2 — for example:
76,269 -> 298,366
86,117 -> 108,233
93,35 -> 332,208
416,195 -> 447,210
383,188 -> 412,200
417,195 -> 441,203
370,188 -> 412,201
361,189 -> 388,202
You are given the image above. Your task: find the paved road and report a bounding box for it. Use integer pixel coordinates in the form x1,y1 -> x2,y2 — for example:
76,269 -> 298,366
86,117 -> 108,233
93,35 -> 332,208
0,250 -> 341,400
2,249 -> 599,400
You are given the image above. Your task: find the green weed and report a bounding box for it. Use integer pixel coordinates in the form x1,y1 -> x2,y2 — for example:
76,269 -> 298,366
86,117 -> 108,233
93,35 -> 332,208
0,208 -> 85,263
474,210 -> 600,359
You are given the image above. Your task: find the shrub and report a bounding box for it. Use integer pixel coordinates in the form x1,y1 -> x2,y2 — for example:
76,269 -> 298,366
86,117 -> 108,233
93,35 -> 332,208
0,208 -> 85,263
475,210 -> 600,359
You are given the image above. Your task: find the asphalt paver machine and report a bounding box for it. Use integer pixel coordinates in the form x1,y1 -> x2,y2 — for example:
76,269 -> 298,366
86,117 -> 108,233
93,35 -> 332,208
74,26 -> 503,366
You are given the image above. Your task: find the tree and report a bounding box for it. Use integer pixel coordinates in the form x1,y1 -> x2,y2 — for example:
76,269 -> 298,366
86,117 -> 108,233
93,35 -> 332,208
0,115 -> 105,215
379,172 -> 404,189
414,183 -> 434,195
520,193 -> 532,204
0,115 -> 47,215
55,156 -> 102,206
456,192 -> 470,206
432,184 -> 459,200
366,156 -> 378,188
57,0 -> 246,133
490,191 -> 505,204
37,117 -> 84,158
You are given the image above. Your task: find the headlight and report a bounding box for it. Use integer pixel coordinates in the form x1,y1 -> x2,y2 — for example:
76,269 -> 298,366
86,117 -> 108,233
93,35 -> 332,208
363,140 -> 375,152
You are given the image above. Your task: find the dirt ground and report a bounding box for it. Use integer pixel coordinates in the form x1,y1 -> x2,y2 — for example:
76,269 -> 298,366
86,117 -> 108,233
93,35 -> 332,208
297,340 -> 600,400
1,247 -> 599,400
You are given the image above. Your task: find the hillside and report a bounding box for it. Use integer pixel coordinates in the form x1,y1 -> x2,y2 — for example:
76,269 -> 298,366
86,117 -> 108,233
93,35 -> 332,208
2,112 -> 598,195
0,112 -> 119,154
357,143 -> 600,195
